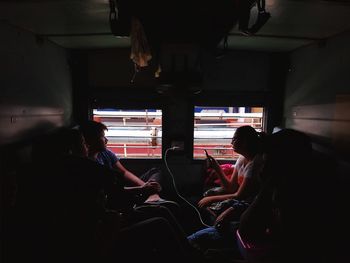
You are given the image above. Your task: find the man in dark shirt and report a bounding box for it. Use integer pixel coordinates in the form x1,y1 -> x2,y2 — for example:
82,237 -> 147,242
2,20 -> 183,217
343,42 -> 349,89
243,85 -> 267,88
79,120 -> 169,203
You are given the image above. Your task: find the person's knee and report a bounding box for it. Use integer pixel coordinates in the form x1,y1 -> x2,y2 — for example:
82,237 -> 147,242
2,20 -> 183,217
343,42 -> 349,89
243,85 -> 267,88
148,204 -> 176,219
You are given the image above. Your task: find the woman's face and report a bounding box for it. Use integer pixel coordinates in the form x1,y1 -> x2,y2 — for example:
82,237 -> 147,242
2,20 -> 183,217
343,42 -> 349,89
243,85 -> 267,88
231,130 -> 245,154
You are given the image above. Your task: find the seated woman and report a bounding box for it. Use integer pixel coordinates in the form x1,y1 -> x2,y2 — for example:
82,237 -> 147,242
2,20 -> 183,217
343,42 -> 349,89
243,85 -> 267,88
198,125 -> 265,225
188,129 -> 316,262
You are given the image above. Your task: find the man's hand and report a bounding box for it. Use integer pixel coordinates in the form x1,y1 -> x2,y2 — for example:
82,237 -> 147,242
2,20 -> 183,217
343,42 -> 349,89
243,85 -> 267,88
142,181 -> 161,196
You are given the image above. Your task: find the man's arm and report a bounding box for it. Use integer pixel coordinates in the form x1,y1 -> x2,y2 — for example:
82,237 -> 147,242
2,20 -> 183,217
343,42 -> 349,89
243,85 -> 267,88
114,159 -> 162,202
115,160 -> 145,186
124,181 -> 161,196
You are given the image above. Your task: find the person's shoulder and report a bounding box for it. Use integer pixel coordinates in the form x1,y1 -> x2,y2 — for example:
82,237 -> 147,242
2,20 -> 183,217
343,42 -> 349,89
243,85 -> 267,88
98,149 -> 116,159
64,155 -> 101,170
105,148 -> 114,153
104,149 -> 118,157
236,155 -> 245,165
77,156 -> 117,177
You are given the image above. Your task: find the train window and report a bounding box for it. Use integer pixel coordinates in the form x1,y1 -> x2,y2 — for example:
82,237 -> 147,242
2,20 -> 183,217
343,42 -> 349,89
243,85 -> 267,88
193,106 -> 264,160
93,108 -> 162,159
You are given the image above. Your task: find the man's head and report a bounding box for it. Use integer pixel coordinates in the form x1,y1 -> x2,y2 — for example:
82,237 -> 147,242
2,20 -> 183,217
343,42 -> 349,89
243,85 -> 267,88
79,121 -> 108,154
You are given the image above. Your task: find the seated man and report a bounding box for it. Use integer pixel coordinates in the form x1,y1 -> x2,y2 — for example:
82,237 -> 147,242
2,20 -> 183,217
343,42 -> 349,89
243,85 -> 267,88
12,128 -> 195,263
78,120 -> 180,210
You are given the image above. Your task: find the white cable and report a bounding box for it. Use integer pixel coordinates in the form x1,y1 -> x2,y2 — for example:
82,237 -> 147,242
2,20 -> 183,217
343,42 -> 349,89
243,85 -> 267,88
164,147 -> 212,228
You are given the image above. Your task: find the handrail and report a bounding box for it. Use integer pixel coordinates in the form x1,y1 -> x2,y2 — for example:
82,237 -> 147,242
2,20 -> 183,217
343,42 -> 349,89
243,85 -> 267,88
93,110 -> 162,117
194,123 -> 262,127
108,145 -> 162,149
194,112 -> 262,118
107,124 -> 163,127
94,109 -> 262,119
104,122 -> 262,128
107,145 -> 234,151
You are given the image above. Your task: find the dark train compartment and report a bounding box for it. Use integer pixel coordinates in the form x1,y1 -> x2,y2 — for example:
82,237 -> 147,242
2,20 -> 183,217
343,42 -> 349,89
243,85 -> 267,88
1,1 -> 350,263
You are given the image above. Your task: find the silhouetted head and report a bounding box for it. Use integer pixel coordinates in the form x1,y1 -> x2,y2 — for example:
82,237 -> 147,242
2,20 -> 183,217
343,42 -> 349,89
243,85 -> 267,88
231,125 -> 264,158
264,129 -> 311,166
79,121 -> 108,154
260,128 -> 312,194
32,128 -> 88,162
56,128 -> 88,158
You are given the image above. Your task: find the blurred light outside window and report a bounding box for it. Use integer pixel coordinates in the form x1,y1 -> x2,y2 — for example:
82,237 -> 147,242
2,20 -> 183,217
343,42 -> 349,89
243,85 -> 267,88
93,108 -> 162,159
193,106 -> 264,160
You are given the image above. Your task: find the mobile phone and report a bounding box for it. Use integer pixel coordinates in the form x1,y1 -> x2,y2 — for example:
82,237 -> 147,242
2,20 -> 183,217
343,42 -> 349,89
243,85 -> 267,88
204,150 -> 211,168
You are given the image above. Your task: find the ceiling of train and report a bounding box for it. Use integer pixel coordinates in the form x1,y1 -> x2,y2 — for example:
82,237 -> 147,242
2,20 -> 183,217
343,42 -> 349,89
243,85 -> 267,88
1,0 -> 350,53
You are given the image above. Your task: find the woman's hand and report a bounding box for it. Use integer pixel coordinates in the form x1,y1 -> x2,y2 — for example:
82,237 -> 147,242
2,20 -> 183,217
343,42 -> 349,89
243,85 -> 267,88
214,206 -> 235,228
198,195 -> 222,208
207,155 -> 221,173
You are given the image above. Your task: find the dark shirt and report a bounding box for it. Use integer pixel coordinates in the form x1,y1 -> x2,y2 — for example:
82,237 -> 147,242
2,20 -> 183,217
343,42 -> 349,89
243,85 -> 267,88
12,155 -> 133,262
96,149 -> 119,169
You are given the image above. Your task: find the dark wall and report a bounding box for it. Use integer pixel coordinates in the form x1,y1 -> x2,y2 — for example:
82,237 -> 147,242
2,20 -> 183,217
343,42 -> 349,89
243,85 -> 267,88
0,22 -> 73,146
283,30 -> 350,261
0,22 -> 73,263
284,30 -> 350,173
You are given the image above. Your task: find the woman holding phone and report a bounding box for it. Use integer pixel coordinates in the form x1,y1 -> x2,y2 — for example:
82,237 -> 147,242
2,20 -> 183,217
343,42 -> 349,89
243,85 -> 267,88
198,125 -> 265,225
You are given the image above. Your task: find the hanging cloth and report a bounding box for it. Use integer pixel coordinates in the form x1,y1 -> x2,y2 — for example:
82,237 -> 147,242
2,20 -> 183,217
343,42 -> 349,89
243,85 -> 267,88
130,17 -> 152,68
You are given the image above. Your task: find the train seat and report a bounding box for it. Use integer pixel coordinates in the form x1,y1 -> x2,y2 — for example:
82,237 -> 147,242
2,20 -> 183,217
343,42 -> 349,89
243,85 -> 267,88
236,229 -> 279,263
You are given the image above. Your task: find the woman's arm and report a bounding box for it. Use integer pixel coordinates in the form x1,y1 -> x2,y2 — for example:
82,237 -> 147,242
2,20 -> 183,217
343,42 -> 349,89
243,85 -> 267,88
230,175 -> 254,200
198,193 -> 236,208
208,155 -> 238,192
198,175 -> 256,208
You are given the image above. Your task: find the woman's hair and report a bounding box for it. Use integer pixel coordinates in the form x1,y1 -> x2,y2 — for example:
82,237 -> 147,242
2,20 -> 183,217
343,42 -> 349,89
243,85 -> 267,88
235,125 -> 266,155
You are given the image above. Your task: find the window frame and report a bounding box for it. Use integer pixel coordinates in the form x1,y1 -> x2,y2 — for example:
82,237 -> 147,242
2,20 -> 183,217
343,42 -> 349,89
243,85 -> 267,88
92,107 -> 163,159
192,105 -> 265,161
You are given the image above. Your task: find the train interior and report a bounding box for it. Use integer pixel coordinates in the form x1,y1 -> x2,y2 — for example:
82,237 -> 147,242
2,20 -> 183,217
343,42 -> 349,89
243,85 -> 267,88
1,0 -> 350,262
